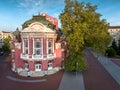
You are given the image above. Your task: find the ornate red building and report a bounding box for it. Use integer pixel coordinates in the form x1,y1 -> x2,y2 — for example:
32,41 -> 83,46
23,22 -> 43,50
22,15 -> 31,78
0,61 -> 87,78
11,14 -> 65,77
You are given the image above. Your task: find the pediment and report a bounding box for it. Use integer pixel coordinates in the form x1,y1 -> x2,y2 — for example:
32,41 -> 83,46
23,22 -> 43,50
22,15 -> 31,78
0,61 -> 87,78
21,22 -> 55,33
29,22 -> 45,30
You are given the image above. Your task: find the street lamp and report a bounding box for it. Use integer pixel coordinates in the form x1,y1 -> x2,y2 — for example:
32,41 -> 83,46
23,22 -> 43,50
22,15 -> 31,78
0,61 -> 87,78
76,62 -> 78,77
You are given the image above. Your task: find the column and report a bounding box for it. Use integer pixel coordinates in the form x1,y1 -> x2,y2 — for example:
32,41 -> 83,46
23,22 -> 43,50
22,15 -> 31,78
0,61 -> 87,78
43,37 -> 47,58
29,38 -> 33,58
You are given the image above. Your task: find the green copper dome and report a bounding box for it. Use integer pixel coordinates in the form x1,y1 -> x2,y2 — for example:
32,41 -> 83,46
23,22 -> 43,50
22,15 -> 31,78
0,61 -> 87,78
22,15 -> 54,29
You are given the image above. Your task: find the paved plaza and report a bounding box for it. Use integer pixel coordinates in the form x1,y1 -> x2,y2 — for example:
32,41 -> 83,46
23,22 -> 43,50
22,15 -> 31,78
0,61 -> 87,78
0,50 -> 120,90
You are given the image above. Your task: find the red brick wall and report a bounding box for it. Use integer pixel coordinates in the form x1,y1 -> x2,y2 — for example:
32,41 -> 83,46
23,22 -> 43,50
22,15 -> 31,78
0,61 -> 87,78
14,43 -> 24,69
42,60 -> 48,70
28,61 -> 35,71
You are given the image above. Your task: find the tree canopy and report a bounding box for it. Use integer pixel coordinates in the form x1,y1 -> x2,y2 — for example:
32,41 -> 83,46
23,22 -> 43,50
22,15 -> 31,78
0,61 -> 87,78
59,0 -> 112,71
2,36 -> 11,51
13,28 -> 21,42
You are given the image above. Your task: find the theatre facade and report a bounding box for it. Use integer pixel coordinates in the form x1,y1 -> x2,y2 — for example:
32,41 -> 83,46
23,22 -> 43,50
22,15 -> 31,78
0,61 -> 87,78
11,14 -> 65,77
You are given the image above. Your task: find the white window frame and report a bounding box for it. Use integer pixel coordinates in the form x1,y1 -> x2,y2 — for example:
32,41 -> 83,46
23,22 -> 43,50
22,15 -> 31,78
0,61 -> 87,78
25,62 -> 29,71
34,39 -> 43,56
48,61 -> 52,70
35,63 -> 41,71
23,39 -> 29,54
47,39 -> 54,55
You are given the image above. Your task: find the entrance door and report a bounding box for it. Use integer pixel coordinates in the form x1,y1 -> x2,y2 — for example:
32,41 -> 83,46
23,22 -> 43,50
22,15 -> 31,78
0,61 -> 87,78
25,63 -> 29,71
35,63 -> 41,71
48,61 -> 52,70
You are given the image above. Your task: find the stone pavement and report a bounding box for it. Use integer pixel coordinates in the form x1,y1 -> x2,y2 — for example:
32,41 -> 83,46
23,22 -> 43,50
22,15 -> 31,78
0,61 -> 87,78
98,55 -> 120,85
84,50 -> 120,90
59,71 -> 84,90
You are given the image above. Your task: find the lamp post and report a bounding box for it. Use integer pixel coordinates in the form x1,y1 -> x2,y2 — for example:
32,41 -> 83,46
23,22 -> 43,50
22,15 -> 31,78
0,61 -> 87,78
76,62 -> 78,77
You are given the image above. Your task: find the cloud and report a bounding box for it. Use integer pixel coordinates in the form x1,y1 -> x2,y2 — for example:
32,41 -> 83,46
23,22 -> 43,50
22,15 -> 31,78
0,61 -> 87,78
17,0 -> 65,27
18,0 -> 65,16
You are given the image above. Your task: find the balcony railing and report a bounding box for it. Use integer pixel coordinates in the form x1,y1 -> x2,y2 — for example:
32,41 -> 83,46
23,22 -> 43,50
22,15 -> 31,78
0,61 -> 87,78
32,55 -> 43,60
20,53 -> 56,61
47,54 -> 56,60
20,54 -> 29,60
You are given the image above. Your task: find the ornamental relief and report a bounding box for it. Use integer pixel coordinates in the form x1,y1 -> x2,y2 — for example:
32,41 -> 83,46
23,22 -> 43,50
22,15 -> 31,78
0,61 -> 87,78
21,33 -> 57,38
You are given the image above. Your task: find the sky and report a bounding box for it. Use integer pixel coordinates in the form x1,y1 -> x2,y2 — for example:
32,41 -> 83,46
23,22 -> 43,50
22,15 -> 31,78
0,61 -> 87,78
0,0 -> 120,31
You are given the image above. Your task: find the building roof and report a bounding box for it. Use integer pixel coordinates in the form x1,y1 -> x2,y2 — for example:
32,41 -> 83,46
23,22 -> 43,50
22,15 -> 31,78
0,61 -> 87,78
109,26 -> 120,29
0,30 -> 11,33
22,14 -> 54,29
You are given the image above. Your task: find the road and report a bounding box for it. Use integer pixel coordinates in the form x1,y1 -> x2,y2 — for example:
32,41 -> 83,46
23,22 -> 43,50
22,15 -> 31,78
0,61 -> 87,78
83,49 -> 120,90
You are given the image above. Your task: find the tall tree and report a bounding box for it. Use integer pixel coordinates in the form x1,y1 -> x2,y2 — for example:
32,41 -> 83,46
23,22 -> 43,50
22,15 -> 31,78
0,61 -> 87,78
117,38 -> 120,55
59,0 -> 111,71
118,38 -> 120,50
2,36 -> 11,51
111,39 -> 117,51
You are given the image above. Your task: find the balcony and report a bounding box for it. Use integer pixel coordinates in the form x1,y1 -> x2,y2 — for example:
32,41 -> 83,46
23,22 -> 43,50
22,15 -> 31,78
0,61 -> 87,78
47,54 -> 56,60
20,54 -> 29,60
32,55 -> 43,60
20,53 -> 56,61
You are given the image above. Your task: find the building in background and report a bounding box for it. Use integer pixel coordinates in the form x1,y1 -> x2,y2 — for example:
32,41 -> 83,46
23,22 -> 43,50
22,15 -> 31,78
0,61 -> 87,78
11,14 -> 65,77
0,30 -> 13,49
108,26 -> 120,45
0,31 -> 13,40
41,13 -> 58,30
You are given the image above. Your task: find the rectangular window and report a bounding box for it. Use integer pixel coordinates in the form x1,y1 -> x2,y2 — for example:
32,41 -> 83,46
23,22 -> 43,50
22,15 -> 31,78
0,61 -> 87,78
34,41 -> 42,55
48,42 -> 52,47
35,42 -> 41,48
25,42 -> 28,47
24,41 -> 28,54
48,40 -> 53,54
25,62 -> 29,71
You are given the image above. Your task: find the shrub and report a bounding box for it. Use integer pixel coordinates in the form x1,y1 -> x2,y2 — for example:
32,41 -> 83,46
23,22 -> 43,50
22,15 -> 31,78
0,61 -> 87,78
106,47 -> 116,57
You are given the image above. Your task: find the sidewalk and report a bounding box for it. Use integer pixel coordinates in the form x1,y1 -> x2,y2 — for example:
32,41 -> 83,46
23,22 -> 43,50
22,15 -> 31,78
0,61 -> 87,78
98,55 -> 120,85
59,71 -> 84,90
84,50 -> 120,90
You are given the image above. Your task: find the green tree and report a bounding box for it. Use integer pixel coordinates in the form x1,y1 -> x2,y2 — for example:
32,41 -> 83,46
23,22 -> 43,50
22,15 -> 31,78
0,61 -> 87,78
59,0 -> 111,71
117,38 -> 120,55
111,39 -> 117,51
13,28 -> 21,42
2,36 -> 11,51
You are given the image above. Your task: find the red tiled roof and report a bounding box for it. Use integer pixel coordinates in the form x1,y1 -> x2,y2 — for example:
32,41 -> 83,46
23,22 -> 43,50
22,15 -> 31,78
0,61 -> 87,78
109,26 -> 120,29
2,31 -> 11,33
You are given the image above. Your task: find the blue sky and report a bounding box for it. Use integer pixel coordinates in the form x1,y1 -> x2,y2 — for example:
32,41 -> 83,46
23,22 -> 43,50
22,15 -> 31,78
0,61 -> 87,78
0,0 -> 120,31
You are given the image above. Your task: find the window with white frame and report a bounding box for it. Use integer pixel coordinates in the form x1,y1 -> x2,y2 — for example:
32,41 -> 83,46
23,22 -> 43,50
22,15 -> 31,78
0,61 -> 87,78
48,39 -> 53,54
25,62 -> 29,71
35,62 -> 41,71
34,41 -> 42,55
48,61 -> 52,70
24,41 -> 28,54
